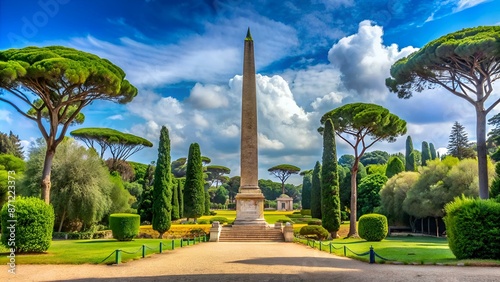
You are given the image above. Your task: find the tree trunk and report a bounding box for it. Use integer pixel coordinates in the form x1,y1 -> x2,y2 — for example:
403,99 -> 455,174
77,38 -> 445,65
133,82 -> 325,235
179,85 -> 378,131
348,161 -> 358,237
41,148 -> 56,204
476,108 -> 489,199
435,217 -> 439,237
427,217 -> 430,235
281,182 -> 285,195
58,208 -> 66,232
420,218 -> 423,234
331,231 -> 338,240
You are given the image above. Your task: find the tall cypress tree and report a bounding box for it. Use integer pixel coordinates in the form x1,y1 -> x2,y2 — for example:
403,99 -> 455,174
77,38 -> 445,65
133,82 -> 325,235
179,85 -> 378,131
171,178 -> 180,220
152,126 -> 172,238
421,141 -> 431,166
301,173 -> 312,209
321,118 -> 341,239
204,190 -> 211,215
429,143 -> 437,160
183,143 -> 205,221
177,179 -> 184,218
310,161 -> 322,219
138,163 -> 155,223
405,136 -> 415,171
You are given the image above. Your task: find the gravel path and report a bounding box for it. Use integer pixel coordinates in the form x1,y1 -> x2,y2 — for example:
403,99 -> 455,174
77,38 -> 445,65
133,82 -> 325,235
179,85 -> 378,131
1,242 -> 499,282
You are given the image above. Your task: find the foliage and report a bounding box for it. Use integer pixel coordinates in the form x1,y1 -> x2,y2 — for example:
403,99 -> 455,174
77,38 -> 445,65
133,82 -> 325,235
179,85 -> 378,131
320,103 -> 406,237
321,118 -> 341,237
109,213 -> 140,241
385,156 -> 404,178
366,163 -> 386,175
307,219 -> 322,225
152,126 -> 172,238
226,176 -> 240,203
339,163 -> 366,212
310,161 -> 322,219
447,121 -> 476,160
123,181 -> 142,209
405,136 -> 415,171
1,196 -> 54,252
359,150 -> 390,166
357,174 -> 388,217
380,171 -> 419,225
0,46 -> 138,203
208,216 -> 229,224
204,190 -> 211,216
107,173 -> 133,216
0,154 -> 26,207
213,185 -> 229,205
338,154 -> 355,167
137,163 -> 155,223
0,131 -> 23,158
429,143 -> 437,160
421,141 -> 431,166
299,225 -> 329,240
268,164 -> 301,194
301,173 -> 312,209
490,162 -> 500,199
171,177 -> 180,220
358,214 -> 388,242
128,161 -> 149,183
21,138 -> 113,231
386,26 -> 500,200
183,143 -> 205,220
444,197 -> 500,259
205,165 -> 231,188
105,159 -> 135,182
171,157 -> 187,178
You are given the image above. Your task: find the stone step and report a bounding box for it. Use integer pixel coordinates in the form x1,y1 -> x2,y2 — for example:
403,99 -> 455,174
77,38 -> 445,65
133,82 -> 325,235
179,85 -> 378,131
219,227 -> 285,242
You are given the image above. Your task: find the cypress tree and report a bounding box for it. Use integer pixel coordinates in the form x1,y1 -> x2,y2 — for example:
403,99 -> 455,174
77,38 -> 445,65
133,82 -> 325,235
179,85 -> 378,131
421,141 -> 431,166
429,143 -> 437,160
301,173 -> 312,209
385,156 -> 405,178
183,143 -> 205,221
171,178 -> 180,220
321,118 -> 341,239
177,179 -> 184,218
405,136 -> 415,171
311,161 -> 322,219
138,163 -> 154,223
152,126 -> 172,238
204,190 -> 211,215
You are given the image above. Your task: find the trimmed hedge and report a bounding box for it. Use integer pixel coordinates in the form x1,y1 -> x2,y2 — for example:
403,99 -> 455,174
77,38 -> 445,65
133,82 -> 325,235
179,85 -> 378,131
1,197 -> 54,253
307,219 -> 322,226
208,216 -> 229,224
299,225 -> 329,240
301,209 -> 311,216
109,213 -> 140,241
358,213 -> 388,242
444,197 -> 500,260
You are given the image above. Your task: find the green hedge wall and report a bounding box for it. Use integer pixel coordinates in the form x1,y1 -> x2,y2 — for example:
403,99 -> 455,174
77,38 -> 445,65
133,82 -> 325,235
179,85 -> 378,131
1,197 -> 54,253
444,197 -> 500,260
358,213 -> 388,242
109,213 -> 140,241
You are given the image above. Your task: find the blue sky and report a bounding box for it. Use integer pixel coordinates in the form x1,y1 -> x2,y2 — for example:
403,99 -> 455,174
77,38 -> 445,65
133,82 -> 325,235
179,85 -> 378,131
1,0 -> 499,184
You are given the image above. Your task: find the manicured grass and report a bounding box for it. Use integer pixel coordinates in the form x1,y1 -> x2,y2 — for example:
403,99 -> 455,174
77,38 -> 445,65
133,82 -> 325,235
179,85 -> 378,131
296,236 -> 500,266
0,238 -> 203,265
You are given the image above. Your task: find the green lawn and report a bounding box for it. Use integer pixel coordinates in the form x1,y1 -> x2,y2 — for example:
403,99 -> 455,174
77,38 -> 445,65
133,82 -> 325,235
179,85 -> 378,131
0,238 -> 202,265
296,236 -> 500,266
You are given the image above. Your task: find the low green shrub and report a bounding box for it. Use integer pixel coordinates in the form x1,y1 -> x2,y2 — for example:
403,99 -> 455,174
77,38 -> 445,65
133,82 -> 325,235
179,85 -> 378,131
300,209 -> 311,216
292,211 -> 301,215
67,232 -> 93,240
444,196 -> 500,260
307,219 -> 322,225
209,216 -> 229,224
358,213 -> 388,242
93,230 -> 112,239
109,213 -> 140,241
197,219 -> 210,224
276,218 -> 294,224
209,211 -> 217,216
1,196 -> 54,253
299,225 -> 329,240
287,214 -> 303,219
52,232 -> 67,239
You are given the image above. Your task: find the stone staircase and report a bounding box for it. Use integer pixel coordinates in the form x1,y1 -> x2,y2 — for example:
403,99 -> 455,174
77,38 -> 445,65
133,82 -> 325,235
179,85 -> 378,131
219,225 -> 284,242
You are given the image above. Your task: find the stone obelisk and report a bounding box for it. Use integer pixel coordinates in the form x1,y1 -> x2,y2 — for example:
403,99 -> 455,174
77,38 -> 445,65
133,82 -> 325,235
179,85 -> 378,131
233,28 -> 266,226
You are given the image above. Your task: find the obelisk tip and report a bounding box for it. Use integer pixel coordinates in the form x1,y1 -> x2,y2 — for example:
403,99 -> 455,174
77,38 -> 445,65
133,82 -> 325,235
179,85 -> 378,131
245,27 -> 253,41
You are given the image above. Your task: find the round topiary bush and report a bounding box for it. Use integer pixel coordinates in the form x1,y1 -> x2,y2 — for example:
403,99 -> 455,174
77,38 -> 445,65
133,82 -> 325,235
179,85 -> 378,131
444,197 -> 500,260
358,213 -> 388,241
109,213 -> 140,241
299,225 -> 329,240
1,196 -> 54,253
307,219 -> 322,225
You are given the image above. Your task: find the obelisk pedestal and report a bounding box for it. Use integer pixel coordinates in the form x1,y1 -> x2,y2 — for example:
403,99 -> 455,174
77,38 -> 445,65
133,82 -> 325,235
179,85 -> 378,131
233,28 -> 266,227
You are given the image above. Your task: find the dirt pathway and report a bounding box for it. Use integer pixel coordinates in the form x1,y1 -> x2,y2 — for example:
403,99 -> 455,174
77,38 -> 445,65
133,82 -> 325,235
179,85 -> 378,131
1,242 -> 499,281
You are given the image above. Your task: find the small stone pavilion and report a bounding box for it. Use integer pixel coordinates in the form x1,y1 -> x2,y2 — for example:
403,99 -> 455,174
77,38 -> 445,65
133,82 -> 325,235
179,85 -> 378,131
276,194 -> 293,211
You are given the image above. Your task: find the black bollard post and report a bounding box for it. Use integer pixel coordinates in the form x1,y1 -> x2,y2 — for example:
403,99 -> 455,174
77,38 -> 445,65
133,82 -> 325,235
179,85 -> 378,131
369,246 -> 375,264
